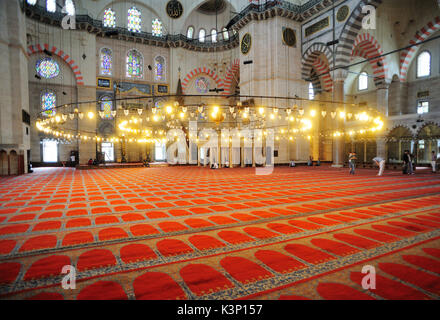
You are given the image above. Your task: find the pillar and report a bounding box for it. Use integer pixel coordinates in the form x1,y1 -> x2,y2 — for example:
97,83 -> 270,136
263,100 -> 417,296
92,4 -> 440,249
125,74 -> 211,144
331,70 -> 347,167
0,0 -> 30,173
377,84 -> 389,117
252,137 -> 256,167
376,137 -> 387,160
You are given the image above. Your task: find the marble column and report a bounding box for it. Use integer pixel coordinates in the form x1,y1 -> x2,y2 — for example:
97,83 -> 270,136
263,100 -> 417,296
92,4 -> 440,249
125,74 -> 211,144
331,70 -> 347,167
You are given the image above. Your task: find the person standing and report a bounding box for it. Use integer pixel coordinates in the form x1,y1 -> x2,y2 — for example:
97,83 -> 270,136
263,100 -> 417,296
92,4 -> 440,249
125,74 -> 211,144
348,152 -> 357,175
403,150 -> 410,174
432,151 -> 437,173
308,156 -> 313,166
408,151 -> 415,174
373,156 -> 385,176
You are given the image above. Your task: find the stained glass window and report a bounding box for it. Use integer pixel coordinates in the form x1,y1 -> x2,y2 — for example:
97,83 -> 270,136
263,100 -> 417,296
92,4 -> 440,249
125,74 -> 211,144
152,19 -> 163,37
101,96 -> 113,119
47,0 -> 56,12
103,8 -> 116,28
100,48 -> 112,75
65,0 -> 75,16
126,49 -> 143,78
128,7 -> 141,33
211,29 -> 217,43
41,91 -> 56,117
36,58 -> 60,79
27,0 -> 37,5
199,29 -> 206,42
154,56 -> 165,82
187,26 -> 194,39
195,77 -> 209,93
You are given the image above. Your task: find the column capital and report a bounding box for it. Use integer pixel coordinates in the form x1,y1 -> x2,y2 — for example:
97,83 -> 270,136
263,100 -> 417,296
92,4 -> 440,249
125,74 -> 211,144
377,83 -> 390,90
333,69 -> 348,82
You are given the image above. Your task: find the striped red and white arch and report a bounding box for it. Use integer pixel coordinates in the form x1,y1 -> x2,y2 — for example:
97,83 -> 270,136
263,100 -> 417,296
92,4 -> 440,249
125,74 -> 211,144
181,67 -> 224,94
27,43 -> 84,86
351,33 -> 387,86
400,16 -> 440,82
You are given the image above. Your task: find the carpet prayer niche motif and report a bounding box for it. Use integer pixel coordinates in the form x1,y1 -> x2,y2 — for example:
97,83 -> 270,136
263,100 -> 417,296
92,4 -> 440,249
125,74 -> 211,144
0,167 -> 439,300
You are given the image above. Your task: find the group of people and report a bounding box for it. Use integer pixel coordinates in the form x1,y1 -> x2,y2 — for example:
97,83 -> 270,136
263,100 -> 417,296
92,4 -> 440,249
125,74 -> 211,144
307,156 -> 321,167
348,150 -> 438,176
348,153 -> 386,176
87,158 -> 98,166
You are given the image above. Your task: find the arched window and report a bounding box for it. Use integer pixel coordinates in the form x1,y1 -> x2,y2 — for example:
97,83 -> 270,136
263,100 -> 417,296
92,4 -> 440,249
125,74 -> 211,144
36,58 -> 60,79
199,29 -> 206,42
65,0 -> 75,16
154,56 -> 165,82
47,0 -> 56,12
100,48 -> 112,76
100,96 -> 113,119
417,51 -> 431,78
187,26 -> 194,39
308,83 -> 315,100
152,19 -> 163,37
128,7 -> 141,33
103,8 -> 116,28
126,49 -> 143,78
211,29 -> 217,43
358,72 -> 368,91
27,0 -> 37,5
41,91 -> 56,117
222,27 -> 229,40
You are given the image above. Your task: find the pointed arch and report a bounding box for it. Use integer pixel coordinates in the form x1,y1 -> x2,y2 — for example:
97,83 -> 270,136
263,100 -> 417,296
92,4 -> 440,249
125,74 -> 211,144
27,43 -> 84,86
181,67 -> 224,94
222,59 -> 240,96
400,16 -> 440,82
312,56 -> 333,92
351,33 -> 387,86
301,42 -> 334,81
335,0 -> 383,68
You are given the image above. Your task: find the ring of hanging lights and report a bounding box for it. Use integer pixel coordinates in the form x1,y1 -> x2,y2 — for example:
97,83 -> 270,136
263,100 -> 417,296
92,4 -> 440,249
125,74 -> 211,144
36,95 -> 385,144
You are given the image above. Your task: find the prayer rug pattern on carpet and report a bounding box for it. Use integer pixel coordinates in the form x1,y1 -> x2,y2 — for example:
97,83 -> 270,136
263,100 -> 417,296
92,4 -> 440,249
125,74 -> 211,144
0,167 -> 439,300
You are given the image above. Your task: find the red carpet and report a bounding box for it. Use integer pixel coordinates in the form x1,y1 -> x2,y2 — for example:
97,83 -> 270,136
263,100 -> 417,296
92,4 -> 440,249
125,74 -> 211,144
0,166 -> 439,300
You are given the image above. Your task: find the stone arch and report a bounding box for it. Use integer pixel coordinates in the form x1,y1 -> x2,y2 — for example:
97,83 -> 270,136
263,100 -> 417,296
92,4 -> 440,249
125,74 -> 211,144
27,43 -> 84,86
387,125 -> 414,140
0,150 -> 7,176
416,122 -> 440,139
400,16 -> 440,81
301,42 -> 334,81
312,56 -> 333,92
386,125 -> 414,163
222,59 -> 239,96
351,33 -> 387,86
9,150 -> 18,175
335,0 -> 383,68
181,67 -> 224,94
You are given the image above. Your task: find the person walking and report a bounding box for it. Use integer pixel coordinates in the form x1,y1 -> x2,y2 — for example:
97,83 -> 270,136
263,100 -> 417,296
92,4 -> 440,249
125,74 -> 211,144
373,156 -> 385,176
348,151 -> 357,175
432,151 -> 437,173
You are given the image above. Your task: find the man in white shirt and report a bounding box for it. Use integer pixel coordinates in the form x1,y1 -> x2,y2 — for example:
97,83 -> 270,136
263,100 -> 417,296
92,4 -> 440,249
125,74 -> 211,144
373,156 -> 385,176
432,151 -> 437,173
